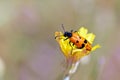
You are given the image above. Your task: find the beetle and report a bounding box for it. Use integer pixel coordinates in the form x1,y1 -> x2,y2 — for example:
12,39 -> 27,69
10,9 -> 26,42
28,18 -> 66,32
61,24 -> 92,51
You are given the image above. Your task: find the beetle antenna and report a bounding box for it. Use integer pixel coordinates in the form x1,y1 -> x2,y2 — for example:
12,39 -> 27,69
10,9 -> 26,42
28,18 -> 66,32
61,24 -> 65,32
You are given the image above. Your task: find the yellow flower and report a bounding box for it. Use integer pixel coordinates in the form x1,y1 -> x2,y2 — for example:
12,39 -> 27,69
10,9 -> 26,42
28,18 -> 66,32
55,27 -> 100,64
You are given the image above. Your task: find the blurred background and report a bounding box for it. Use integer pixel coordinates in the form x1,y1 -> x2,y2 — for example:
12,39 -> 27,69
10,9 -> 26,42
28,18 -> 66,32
0,0 -> 120,80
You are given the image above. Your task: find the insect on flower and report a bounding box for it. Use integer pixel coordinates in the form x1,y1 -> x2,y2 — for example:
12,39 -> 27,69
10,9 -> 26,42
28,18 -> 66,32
55,24 -> 100,64
56,24 -> 92,51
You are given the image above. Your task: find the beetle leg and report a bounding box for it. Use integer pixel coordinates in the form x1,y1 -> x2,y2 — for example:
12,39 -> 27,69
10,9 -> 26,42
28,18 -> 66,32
55,36 -> 58,39
64,37 -> 68,41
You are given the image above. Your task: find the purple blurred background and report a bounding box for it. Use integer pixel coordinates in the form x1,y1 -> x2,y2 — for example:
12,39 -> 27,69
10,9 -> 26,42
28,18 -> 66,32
0,0 -> 120,80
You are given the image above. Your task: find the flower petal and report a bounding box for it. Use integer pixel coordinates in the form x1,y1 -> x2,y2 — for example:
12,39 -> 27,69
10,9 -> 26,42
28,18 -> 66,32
92,44 -> 101,51
86,33 -> 95,44
70,48 -> 90,63
77,27 -> 88,38
55,32 -> 72,58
